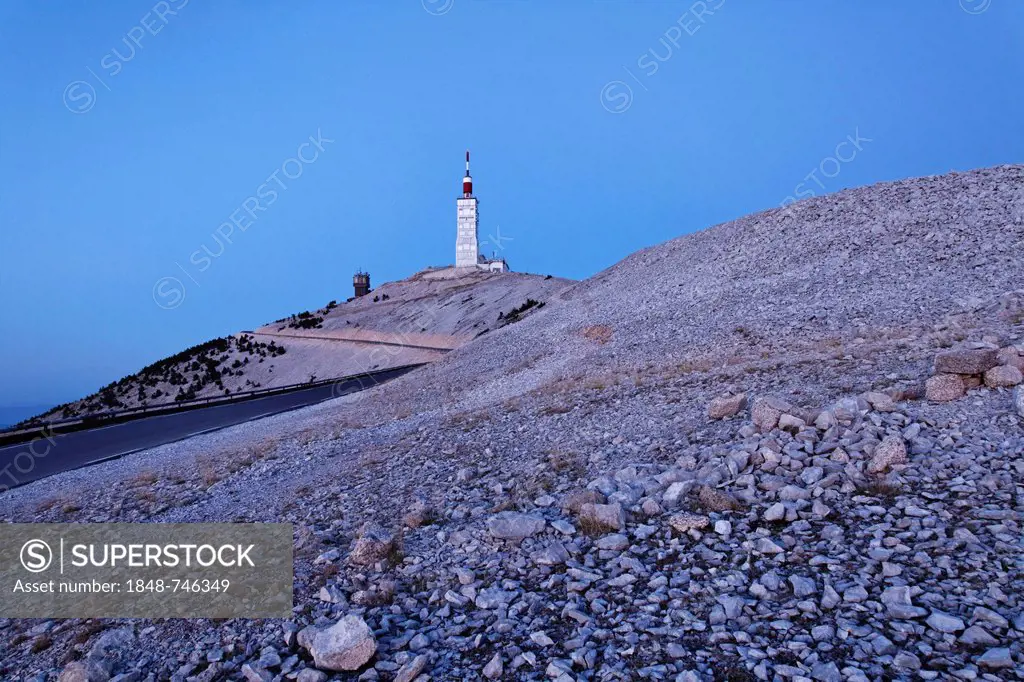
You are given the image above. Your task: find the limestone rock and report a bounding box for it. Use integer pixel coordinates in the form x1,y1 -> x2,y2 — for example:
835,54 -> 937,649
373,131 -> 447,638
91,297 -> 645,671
934,347 -> 998,375
641,498 -> 663,516
863,391 -> 896,412
697,485 -> 741,512
87,628 -> 134,662
997,345 -> 1024,370
960,625 -> 999,647
307,615 -> 377,672
394,655 -> 428,682
667,513 -> 709,533
296,625 -> 319,651
763,502 -> 786,522
892,382 -> 926,401
1015,386 -> 1024,417
983,364 -> 1022,387
777,413 -> 806,432
925,374 -> 966,403
881,585 -> 927,618
708,393 -> 747,419
296,670 -> 328,682
754,537 -> 784,554
751,397 -> 791,431
483,652 -> 503,679
475,587 -> 514,609
402,498 -> 435,528
352,579 -> 395,607
319,584 -> 346,604
531,542 -> 570,565
595,533 -> 629,551
578,502 -> 625,532
662,480 -> 695,506
810,662 -> 841,682
58,661 -> 109,682
926,610 -> 965,633
486,512 -> 545,540
348,524 -> 395,566
814,410 -> 837,431
530,631 -> 555,647
831,397 -> 863,424
561,488 -> 605,514
868,436 -> 908,473
789,575 -> 817,598
977,647 -> 1014,670
241,663 -> 272,682
844,585 -> 869,603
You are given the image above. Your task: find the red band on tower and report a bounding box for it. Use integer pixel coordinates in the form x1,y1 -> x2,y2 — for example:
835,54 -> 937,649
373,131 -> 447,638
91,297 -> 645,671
463,149 -> 473,196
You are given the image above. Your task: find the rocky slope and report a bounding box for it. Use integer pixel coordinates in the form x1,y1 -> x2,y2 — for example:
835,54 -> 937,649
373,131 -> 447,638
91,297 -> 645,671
1,165 -> 1022,682
32,268 -> 571,423
263,267 -> 570,341
384,164 -> 1024,417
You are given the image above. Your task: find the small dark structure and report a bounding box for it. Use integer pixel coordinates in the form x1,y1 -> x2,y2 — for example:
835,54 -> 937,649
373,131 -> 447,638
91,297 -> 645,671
353,271 -> 371,298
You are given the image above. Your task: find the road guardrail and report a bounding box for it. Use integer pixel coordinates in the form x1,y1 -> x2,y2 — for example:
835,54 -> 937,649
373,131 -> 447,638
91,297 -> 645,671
0,363 -> 426,448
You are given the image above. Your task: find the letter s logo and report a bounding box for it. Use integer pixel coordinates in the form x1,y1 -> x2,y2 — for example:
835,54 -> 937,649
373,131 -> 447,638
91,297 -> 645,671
20,539 -> 53,573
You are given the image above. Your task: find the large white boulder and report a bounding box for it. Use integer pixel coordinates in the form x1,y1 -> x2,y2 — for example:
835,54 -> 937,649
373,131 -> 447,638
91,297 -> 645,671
307,615 -> 377,672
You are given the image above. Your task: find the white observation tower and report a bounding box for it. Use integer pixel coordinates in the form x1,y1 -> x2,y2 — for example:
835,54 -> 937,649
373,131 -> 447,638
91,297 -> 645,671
454,151 -> 508,272
455,150 -> 480,268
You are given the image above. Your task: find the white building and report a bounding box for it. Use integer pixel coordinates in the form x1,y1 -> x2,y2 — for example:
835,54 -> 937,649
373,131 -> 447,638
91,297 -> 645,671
455,151 -> 508,272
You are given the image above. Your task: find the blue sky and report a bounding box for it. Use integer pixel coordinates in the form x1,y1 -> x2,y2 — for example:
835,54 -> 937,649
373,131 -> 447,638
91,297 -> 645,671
1,0 -> 1022,409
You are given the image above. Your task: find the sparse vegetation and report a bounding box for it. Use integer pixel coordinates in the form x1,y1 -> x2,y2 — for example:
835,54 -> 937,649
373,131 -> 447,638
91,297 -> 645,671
499,298 -> 544,324
582,324 -> 613,344
29,635 -> 52,654
71,622 -> 105,646
577,514 -> 607,538
546,449 -> 586,479
287,311 -> 325,330
37,334 -> 287,420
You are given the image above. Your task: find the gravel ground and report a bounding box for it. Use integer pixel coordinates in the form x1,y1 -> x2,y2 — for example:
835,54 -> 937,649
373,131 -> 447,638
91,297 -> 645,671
1,165 -> 1022,681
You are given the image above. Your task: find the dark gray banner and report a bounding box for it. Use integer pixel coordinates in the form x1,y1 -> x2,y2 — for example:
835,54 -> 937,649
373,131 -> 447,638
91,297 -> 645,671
0,523 -> 292,618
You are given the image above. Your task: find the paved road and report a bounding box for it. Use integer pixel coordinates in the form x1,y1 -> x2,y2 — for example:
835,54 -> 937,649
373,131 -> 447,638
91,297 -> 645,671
250,328 -> 465,351
0,367 -> 416,492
